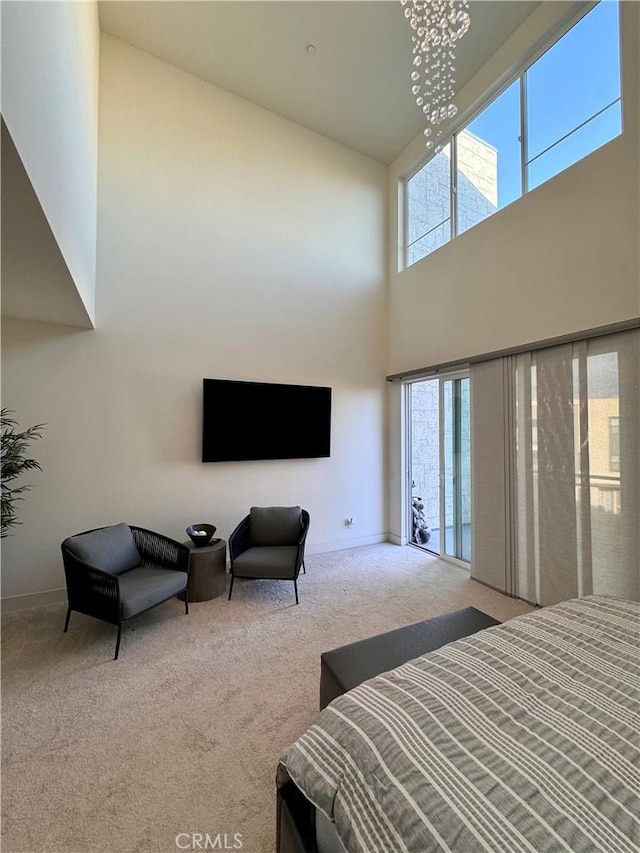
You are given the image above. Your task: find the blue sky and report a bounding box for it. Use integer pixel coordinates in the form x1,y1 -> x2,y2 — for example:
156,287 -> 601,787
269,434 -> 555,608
464,0 -> 621,205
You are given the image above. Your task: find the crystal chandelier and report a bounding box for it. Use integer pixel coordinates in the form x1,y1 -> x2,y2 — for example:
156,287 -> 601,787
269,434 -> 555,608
401,0 -> 471,150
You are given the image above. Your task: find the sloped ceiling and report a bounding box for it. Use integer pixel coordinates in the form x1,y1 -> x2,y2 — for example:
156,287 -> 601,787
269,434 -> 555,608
99,0 -> 542,164
1,121 -> 94,329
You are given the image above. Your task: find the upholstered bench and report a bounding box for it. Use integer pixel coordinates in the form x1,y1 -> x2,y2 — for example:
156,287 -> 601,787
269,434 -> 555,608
277,608 -> 502,853
319,606 -> 500,710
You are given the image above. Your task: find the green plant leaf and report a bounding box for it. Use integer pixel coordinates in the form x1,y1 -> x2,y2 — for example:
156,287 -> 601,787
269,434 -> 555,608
1,408 -> 45,537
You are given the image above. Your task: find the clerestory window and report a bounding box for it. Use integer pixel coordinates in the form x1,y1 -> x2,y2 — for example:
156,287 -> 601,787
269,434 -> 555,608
404,1 -> 622,269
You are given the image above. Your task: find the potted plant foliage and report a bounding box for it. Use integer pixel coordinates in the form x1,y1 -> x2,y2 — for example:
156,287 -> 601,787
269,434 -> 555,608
1,408 -> 44,538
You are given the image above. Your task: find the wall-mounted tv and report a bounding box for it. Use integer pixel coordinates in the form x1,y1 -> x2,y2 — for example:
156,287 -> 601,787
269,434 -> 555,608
202,378 -> 332,462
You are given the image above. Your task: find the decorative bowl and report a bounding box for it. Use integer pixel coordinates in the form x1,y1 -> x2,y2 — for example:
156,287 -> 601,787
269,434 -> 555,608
186,523 -> 217,547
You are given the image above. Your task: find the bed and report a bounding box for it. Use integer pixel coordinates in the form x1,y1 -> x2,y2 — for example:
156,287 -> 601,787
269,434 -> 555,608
277,596 -> 640,853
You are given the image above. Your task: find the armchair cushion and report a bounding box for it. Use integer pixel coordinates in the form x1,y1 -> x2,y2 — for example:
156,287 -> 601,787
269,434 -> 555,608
249,506 -> 302,547
232,546 -> 299,579
63,523 -> 141,576
118,566 -> 188,619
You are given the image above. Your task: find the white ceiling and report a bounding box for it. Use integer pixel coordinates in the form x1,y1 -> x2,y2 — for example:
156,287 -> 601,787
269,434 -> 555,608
99,1 -> 542,164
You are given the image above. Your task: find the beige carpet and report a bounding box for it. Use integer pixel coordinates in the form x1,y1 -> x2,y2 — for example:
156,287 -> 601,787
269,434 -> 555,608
2,544 -> 533,853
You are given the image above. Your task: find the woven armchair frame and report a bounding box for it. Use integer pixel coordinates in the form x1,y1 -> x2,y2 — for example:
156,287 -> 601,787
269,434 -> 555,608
229,516 -> 251,562
61,524 -> 190,660
131,525 -> 189,572
62,551 -> 121,624
228,509 -> 310,604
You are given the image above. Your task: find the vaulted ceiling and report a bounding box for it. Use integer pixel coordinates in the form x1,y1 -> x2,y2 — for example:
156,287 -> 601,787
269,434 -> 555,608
99,1 -> 542,164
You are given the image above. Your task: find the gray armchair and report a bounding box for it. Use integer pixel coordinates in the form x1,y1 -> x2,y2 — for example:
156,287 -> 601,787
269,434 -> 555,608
228,506 -> 309,604
61,523 -> 189,659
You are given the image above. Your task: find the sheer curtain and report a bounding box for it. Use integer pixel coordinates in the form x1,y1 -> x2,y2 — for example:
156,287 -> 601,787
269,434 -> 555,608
471,329 -> 639,606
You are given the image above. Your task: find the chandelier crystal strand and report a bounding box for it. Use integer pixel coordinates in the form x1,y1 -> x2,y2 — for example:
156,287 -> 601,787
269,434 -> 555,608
401,0 -> 470,150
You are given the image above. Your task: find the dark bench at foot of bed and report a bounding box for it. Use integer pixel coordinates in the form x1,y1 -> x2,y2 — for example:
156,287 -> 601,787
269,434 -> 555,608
319,606 -> 500,710
278,607 -> 501,853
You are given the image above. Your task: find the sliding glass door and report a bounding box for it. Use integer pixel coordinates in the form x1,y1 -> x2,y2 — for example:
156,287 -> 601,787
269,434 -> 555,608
408,373 -> 471,564
442,376 -> 471,562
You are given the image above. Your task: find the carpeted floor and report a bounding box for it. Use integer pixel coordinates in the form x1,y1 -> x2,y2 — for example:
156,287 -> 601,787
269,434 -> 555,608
1,544 -> 533,853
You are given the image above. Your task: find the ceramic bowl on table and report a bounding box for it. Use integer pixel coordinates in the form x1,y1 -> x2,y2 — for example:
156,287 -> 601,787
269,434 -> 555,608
186,523 -> 217,547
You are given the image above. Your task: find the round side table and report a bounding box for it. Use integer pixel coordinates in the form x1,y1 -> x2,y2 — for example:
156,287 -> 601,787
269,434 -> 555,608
182,539 -> 227,602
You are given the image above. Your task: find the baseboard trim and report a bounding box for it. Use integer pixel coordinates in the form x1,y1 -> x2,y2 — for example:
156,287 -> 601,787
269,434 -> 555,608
388,533 -> 406,546
306,533 -> 389,556
2,587 -> 67,614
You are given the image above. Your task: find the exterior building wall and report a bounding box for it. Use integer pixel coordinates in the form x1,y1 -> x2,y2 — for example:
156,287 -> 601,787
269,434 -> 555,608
456,130 -> 498,235
406,133 -> 498,265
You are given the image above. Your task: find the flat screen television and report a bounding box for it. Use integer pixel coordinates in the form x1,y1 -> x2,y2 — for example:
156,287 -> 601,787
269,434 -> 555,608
202,379 -> 331,462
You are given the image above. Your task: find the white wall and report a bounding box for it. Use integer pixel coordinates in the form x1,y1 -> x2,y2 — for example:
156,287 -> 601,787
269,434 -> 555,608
1,0 -> 100,324
387,0 -> 640,375
0,36 -> 388,604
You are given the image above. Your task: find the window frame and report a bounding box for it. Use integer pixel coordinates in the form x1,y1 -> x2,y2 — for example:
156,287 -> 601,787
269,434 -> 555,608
401,0 -> 623,270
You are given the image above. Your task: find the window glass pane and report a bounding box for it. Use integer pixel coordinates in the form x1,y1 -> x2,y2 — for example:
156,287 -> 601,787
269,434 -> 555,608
406,145 -> 451,265
409,379 -> 440,553
407,222 -> 451,266
456,80 -> 522,236
460,377 -> 472,563
528,102 -> 622,190
443,380 -> 454,556
526,1 -> 621,166
609,417 -> 620,472
586,350 -> 622,594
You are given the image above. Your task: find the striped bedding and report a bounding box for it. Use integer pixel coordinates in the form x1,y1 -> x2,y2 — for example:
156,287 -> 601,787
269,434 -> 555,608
277,596 -> 640,853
